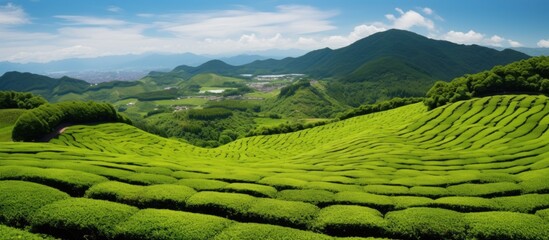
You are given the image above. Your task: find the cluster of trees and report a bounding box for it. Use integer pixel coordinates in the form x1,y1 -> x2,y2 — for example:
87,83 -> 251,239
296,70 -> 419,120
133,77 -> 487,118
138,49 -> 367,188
205,100 -> 260,112
278,80 -> 311,98
0,91 -> 47,109
12,101 -> 131,142
131,88 -> 179,101
337,97 -> 424,120
187,108 -> 233,120
425,56 -> 549,109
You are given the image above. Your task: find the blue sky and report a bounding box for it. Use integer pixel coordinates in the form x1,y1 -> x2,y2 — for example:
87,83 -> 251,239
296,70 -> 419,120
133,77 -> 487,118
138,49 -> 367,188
0,0 -> 547,63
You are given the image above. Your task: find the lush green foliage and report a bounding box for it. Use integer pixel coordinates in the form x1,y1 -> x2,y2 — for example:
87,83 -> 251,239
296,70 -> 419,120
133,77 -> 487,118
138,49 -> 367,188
337,97 -> 423,120
0,181 -> 69,227
2,94 -> 549,239
0,91 -> 47,109
0,71 -> 89,100
425,56 -> 549,109
30,198 -> 138,239
113,209 -> 232,240
0,224 -> 54,240
12,101 -> 131,141
85,181 -> 196,209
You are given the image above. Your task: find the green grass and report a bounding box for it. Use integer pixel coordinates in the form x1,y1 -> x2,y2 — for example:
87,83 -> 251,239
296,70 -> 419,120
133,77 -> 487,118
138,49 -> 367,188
1,95 -> 549,239
0,109 -> 26,141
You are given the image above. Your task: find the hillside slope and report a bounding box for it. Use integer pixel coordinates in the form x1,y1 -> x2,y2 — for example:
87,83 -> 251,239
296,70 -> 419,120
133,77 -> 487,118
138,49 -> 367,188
1,94 -> 549,239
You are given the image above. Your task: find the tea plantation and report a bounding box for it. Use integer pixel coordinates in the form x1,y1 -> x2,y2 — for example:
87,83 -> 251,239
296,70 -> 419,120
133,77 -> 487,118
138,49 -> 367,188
1,95 -> 549,239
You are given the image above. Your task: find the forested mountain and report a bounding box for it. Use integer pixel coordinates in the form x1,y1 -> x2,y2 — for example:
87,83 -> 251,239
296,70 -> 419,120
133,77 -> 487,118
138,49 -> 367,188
162,29 -> 529,105
0,72 -> 90,99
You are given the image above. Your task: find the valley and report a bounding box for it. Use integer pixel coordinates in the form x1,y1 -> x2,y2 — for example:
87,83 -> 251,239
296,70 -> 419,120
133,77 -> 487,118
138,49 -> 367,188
1,23 -> 549,240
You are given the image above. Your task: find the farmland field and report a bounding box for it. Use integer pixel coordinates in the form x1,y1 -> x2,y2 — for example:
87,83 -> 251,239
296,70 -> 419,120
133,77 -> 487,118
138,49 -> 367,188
1,95 -> 549,239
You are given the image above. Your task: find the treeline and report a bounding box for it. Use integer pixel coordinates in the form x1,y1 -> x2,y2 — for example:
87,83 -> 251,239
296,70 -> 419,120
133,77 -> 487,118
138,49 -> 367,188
131,88 -> 179,101
12,101 -> 131,142
425,56 -> 549,109
0,91 -> 47,109
247,120 -> 332,137
337,97 -> 424,120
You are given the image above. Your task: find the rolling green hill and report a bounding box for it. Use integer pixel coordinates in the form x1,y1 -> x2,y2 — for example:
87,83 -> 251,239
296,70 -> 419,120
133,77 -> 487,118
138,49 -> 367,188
1,94 -> 549,239
0,109 -> 26,141
264,80 -> 349,118
0,72 -> 89,100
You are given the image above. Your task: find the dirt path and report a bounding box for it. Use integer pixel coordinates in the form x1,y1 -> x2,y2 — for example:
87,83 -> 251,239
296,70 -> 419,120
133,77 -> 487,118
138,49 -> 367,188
38,122 -> 72,142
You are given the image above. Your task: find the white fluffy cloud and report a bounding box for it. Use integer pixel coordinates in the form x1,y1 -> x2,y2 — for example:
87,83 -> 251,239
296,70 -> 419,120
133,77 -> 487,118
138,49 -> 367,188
386,8 -> 434,31
441,30 -> 519,47
538,39 -> 549,48
0,3 -> 29,25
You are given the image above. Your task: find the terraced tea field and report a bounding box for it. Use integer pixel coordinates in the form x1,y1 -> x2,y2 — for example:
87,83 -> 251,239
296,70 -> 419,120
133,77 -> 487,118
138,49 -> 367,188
2,95 -> 549,239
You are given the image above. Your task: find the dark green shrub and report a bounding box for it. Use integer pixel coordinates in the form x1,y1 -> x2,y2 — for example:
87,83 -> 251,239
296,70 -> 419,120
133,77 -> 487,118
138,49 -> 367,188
464,211 -> 549,240
12,101 -> 130,142
30,198 -> 138,239
187,108 -> 232,120
277,189 -> 335,206
0,180 -> 69,227
0,91 -> 46,109
177,178 -> 229,191
214,222 -> 333,240
0,166 -> 108,196
385,207 -> 467,240
429,197 -> 497,212
85,181 -> 196,210
223,183 -> 278,198
185,191 -> 256,221
245,198 -> 319,229
313,205 -> 386,237
113,209 -> 233,240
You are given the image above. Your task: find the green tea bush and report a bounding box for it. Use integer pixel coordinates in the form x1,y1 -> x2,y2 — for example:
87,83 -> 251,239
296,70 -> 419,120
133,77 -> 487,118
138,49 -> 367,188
447,182 -> 521,197
259,177 -> 307,190
0,181 -> 69,227
0,166 -> 108,196
113,209 -> 233,240
536,208 -> 549,221
313,205 -> 386,237
123,173 -> 177,185
30,198 -> 138,239
177,178 -> 229,191
429,196 -> 497,212
334,192 -> 395,212
85,181 -> 196,210
520,176 -> 549,193
385,207 -> 467,240
363,185 -> 409,196
392,196 -> 433,209
464,211 -> 549,240
277,189 -> 335,206
304,181 -> 363,192
0,224 -> 53,240
493,194 -> 549,213
409,186 -> 450,198
245,198 -> 319,229
214,222 -> 333,240
185,191 -> 256,220
223,183 -> 278,198
204,172 -> 261,183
